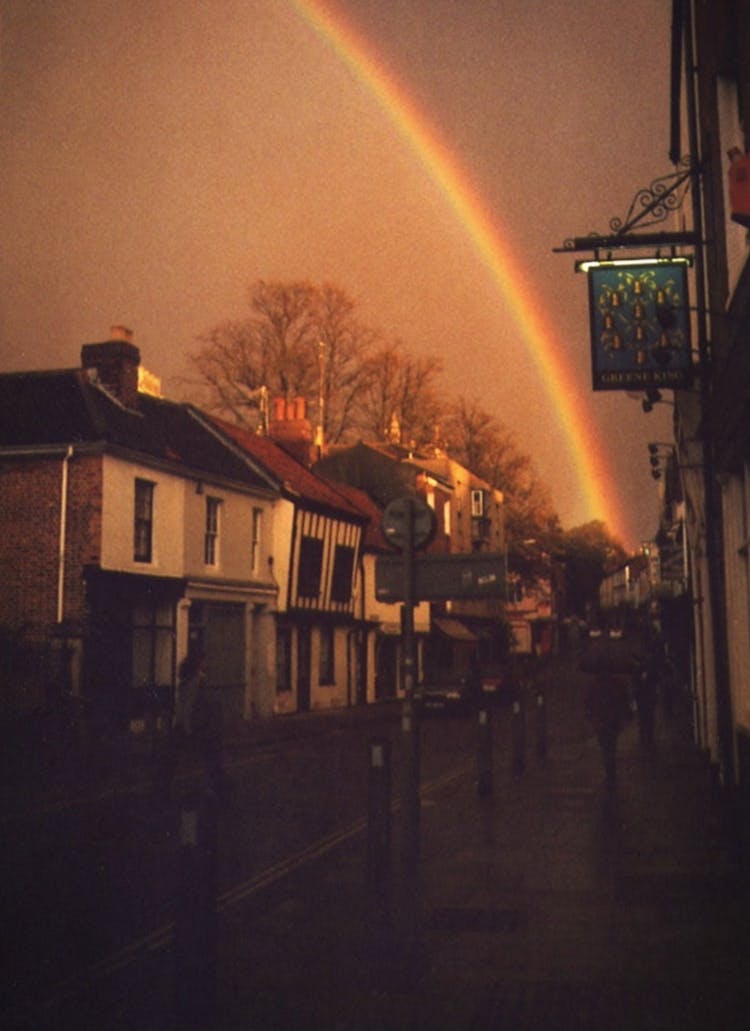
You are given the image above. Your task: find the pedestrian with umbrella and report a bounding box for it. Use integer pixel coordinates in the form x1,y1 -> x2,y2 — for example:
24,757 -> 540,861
581,629 -> 634,793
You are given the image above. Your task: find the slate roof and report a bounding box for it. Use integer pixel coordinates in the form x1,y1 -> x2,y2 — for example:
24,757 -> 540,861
0,368 -> 273,489
0,369 -> 96,445
313,440 -> 454,508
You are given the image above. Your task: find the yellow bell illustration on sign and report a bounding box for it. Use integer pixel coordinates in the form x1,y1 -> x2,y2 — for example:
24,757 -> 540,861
582,258 -> 693,392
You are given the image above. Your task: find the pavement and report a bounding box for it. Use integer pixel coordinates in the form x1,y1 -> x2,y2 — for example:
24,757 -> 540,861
215,654 -> 749,1030
4,654 -> 749,1030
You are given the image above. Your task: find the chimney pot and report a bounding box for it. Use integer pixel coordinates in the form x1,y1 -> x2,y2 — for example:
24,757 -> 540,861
109,325 -> 134,343
268,394 -> 315,466
81,334 -> 141,408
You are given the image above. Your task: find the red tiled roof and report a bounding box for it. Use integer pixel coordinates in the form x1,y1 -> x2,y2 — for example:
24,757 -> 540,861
209,416 -> 367,520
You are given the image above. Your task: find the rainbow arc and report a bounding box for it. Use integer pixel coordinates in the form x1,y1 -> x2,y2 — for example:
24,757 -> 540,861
293,0 -> 627,544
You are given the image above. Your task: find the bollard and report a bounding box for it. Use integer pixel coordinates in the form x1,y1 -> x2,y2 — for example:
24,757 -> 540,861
367,738 -> 392,964
511,695 -> 526,778
477,707 -> 493,796
398,700 -> 421,966
174,790 -> 218,1028
367,738 -> 394,969
536,689 -> 547,759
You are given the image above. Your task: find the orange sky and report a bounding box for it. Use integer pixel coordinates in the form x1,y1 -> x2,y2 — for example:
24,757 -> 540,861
0,0 -> 676,549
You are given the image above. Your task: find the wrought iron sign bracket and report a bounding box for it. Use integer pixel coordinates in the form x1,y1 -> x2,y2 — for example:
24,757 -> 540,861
553,156 -> 701,255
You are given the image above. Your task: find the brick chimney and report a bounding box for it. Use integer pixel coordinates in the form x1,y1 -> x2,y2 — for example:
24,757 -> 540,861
81,326 -> 140,408
268,395 -> 315,466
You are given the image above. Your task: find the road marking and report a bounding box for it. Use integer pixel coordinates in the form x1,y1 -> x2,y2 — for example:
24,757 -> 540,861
32,760 -> 469,1014
2,752 -> 276,824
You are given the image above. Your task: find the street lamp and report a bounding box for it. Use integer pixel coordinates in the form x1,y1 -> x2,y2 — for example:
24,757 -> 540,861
641,388 -> 675,413
648,441 -> 675,479
647,442 -> 702,480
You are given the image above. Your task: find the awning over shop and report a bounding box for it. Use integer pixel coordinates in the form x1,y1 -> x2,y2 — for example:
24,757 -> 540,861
379,621 -> 429,636
433,617 -> 478,642
84,566 -> 187,602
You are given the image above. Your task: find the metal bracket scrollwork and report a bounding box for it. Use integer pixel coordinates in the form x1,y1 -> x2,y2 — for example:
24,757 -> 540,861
609,155 -> 696,235
556,155 -> 699,252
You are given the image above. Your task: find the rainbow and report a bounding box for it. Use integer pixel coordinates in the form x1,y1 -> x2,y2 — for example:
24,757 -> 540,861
292,0 -> 628,545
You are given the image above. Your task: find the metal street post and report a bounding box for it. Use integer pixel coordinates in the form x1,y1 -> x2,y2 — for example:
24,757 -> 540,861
535,687 -> 547,760
174,790 -> 218,1027
398,497 -> 421,958
477,707 -> 493,796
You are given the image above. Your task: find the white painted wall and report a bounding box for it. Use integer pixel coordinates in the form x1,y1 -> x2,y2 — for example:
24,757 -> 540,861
100,455 -> 185,575
182,484 -> 274,582
100,453 -> 277,587
269,499 -> 295,613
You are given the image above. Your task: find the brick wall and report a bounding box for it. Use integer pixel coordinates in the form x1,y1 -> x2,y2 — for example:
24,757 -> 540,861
0,452 -> 102,635
65,455 -> 103,623
0,452 -> 104,714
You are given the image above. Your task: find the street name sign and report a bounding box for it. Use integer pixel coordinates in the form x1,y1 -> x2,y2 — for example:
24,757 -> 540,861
375,552 -> 505,603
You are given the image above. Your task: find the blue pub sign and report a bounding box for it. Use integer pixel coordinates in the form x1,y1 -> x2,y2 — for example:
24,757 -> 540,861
584,258 -> 693,392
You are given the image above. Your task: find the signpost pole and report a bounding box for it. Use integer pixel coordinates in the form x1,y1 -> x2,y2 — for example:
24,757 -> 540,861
398,497 -> 420,962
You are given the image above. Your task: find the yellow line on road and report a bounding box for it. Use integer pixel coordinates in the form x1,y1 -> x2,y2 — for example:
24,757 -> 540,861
34,760 -> 469,1013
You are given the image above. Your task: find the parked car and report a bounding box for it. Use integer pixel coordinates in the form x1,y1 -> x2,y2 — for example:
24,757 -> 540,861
479,665 -> 511,706
417,677 -> 473,715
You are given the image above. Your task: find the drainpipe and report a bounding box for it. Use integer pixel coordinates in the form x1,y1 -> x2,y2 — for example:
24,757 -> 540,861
57,446 -> 73,623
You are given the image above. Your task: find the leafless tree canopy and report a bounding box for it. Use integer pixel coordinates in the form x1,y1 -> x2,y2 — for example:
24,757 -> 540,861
352,341 -> 443,448
442,396 -> 560,544
186,280 -> 442,447
187,281 -> 374,442
184,279 -> 575,536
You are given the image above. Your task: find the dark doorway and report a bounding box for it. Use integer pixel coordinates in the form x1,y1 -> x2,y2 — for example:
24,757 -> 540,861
375,635 -> 398,699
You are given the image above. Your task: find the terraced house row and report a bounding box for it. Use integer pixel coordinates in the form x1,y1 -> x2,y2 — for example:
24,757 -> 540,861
0,330 -> 512,732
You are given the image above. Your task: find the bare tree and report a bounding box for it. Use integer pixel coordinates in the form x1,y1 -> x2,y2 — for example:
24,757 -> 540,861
443,396 -> 559,542
561,521 -> 627,618
316,284 -> 380,443
185,281 -> 377,441
184,280 -> 444,448
353,341 -> 443,447
186,319 -> 265,422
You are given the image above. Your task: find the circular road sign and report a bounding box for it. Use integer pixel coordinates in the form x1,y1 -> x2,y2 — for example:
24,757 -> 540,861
382,496 -> 436,552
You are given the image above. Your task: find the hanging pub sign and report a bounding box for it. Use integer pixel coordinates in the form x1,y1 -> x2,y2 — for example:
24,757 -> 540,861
581,258 -> 693,392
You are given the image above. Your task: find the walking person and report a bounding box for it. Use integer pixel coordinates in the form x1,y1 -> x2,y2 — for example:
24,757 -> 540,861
633,650 -> 659,751
160,649 -> 227,800
584,671 -> 631,793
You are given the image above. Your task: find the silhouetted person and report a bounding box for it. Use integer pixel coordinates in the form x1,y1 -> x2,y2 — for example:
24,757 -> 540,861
585,672 -> 630,793
633,652 -> 659,750
160,649 -> 226,799
660,653 -> 678,722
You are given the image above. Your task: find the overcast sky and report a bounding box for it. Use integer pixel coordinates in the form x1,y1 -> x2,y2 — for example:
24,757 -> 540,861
0,0 -> 677,548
